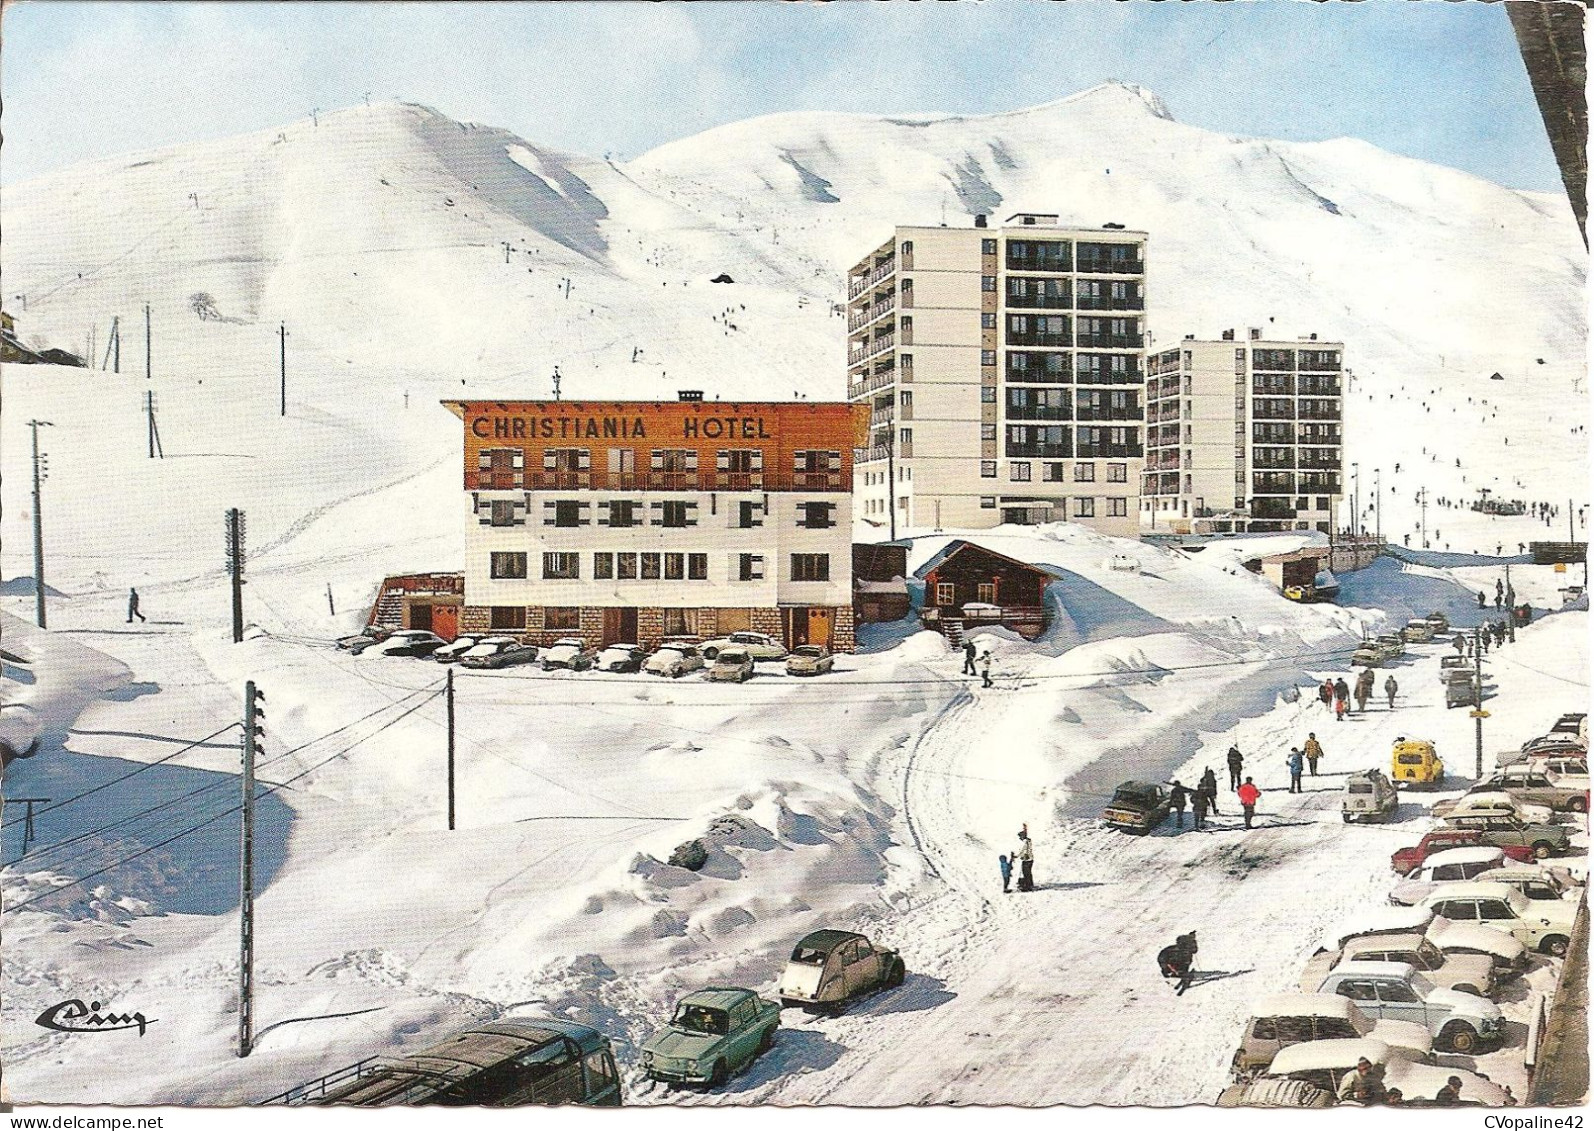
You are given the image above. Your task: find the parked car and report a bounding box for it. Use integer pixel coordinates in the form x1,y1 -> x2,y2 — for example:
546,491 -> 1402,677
1301,933 -> 1494,999
785,645 -> 834,676
1374,634 -> 1406,659
1445,680 -> 1480,709
645,644 -> 705,678
1389,847 -> 1508,906
1549,712 -> 1588,740
1441,810 -> 1571,860
1318,905 -> 1529,983
699,632 -> 787,662
1434,791 -> 1555,825
1391,827 -> 1536,874
1351,646 -> 1383,669
1484,864 -> 1583,904
594,644 -> 647,673
336,625 -> 398,654
432,634 -> 484,663
285,1017 -> 622,1107
363,630 -> 447,659
1438,654 -> 1469,679
1262,1039 -> 1508,1106
1401,619 -> 1436,644
1102,781 -> 1172,834
1230,993 -> 1431,1081
639,988 -> 779,1088
1467,766 -> 1588,814
777,929 -> 904,1012
459,641 -> 538,670
1425,612 -> 1451,634
1420,880 -> 1577,956
1342,770 -> 1398,823
1214,1076 -> 1334,1109
706,648 -> 755,683
1314,961 -> 1503,1053
1390,738 -> 1444,787
1499,745 -> 1589,775
541,638 -> 598,671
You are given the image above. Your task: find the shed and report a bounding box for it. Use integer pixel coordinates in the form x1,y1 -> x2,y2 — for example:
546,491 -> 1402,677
913,540 -> 1061,640
852,542 -> 910,624
369,572 -> 465,640
1259,550 -> 1322,592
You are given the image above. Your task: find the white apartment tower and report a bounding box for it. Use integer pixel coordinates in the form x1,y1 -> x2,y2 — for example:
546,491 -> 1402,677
1142,330 -> 1345,533
848,214 -> 1146,538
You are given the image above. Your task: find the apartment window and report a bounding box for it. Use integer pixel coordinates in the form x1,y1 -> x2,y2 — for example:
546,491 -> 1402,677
490,552 -> 528,579
736,500 -> 764,528
1010,462 -> 1032,482
901,240 -> 914,257
980,496 -> 997,509
982,313 -> 997,329
899,428 -> 913,447
546,499 -> 585,528
791,553 -> 830,582
935,583 -> 956,606
982,423 -> 998,442
688,553 -> 708,580
489,605 -> 526,630
640,552 -> 662,580
665,553 -> 685,581
982,349 -> 997,366
593,552 -> 614,580
616,552 -> 638,580
1074,497 -> 1096,518
738,554 -> 765,581
542,552 -> 580,580
1107,462 -> 1128,483
1108,498 -> 1128,517
1074,462 -> 1096,483
601,499 -> 640,527
798,501 -> 837,529
663,609 -> 695,637
981,275 -> 997,292
658,500 -> 697,527
489,500 -> 521,527
980,460 -> 997,478
901,354 -> 913,374
981,238 -> 997,255
545,607 -> 580,631
981,386 -> 997,403
1044,462 -> 1064,482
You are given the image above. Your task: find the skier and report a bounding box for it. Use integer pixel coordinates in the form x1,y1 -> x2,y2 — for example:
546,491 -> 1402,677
127,587 -> 146,624
1384,675 -> 1398,709
1287,748 -> 1304,794
1199,767 -> 1221,815
1157,932 -> 1198,996
1191,786 -> 1210,830
998,853 -> 1012,894
980,651 -> 993,689
1169,779 -> 1189,830
1237,777 -> 1261,829
962,638 -> 977,676
1226,744 -> 1244,791
1014,826 -> 1034,892
1304,733 -> 1324,775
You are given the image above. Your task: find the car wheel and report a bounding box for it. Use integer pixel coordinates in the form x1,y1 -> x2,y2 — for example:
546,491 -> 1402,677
707,1059 -> 728,1088
1541,934 -> 1570,958
886,958 -> 906,988
757,1026 -> 776,1053
1533,841 -> 1554,860
703,648 -> 718,660
1567,797 -> 1587,814
1441,1022 -> 1479,1054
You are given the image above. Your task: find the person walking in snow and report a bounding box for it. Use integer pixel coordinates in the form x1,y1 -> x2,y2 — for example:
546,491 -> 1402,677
962,638 -> 977,676
1287,748 -> 1304,793
1318,680 -> 1334,711
1014,826 -> 1035,892
127,587 -> 146,623
1355,670 -> 1373,713
1453,633 -> 1466,654
1238,777 -> 1261,829
1335,696 -> 1348,723
1478,591 -> 1488,609
1226,744 -> 1244,791
1333,677 -> 1350,709
1191,786 -> 1210,830
1304,733 -> 1324,776
980,651 -> 993,689
1169,780 -> 1189,830
998,853 -> 1012,894
1200,767 -> 1221,815
1384,675 -> 1398,709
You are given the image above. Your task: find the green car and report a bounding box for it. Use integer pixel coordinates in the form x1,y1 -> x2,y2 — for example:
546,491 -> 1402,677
640,988 -> 780,1088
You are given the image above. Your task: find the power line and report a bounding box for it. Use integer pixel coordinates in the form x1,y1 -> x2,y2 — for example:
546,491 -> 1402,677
25,723 -> 241,822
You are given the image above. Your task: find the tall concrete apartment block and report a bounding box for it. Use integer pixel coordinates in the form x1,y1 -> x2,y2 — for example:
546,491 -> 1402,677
1142,330 -> 1344,533
848,214 -> 1146,538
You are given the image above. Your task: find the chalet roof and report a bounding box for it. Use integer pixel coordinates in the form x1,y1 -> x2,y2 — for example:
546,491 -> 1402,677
912,539 -> 1066,582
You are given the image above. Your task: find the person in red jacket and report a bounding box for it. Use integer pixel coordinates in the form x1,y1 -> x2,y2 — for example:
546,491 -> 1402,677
1237,777 -> 1262,829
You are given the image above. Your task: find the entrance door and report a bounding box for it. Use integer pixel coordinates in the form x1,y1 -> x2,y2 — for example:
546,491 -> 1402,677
430,604 -> 458,641
602,608 -> 638,646
806,607 -> 834,649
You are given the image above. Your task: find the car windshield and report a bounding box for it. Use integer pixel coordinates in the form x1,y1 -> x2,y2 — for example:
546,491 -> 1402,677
718,651 -> 749,663
1416,940 -> 1443,968
790,945 -> 828,965
1348,782 -> 1373,794
1409,972 -> 1436,997
673,1005 -> 729,1035
795,647 -> 823,657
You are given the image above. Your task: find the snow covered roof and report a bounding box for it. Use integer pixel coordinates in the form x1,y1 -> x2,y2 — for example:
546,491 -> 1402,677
1250,992 -> 1355,1020
912,539 -> 1065,581
854,578 -> 907,594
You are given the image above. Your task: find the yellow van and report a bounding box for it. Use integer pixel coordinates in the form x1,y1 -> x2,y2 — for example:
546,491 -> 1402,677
1392,737 -> 1445,786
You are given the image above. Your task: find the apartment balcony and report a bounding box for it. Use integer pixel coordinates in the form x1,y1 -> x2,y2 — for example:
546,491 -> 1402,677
847,257 -> 897,300
1075,333 -> 1143,350
1252,454 -> 1297,470
1297,402 -> 1342,421
848,331 -> 896,366
1006,332 -> 1071,349
1076,443 -> 1144,459
645,471 -> 700,490
848,296 -> 896,332
1006,252 -> 1073,273
1076,367 -> 1143,385
1005,293 -> 1073,311
1005,442 -> 1073,459
528,471 -> 594,489
1297,427 -> 1342,445
1298,450 -> 1342,470
1252,474 -> 1297,494
1146,452 -> 1182,471
1074,294 -> 1144,312
1297,377 -> 1342,396
1252,405 -> 1296,421
1252,378 -> 1295,396
1298,353 -> 1343,373
1075,257 -> 1144,275
1005,405 -> 1073,422
853,446 -> 892,465
1251,498 -> 1298,520
1299,475 -> 1342,492
847,368 -> 899,401
1074,407 -> 1144,423
869,405 -> 897,427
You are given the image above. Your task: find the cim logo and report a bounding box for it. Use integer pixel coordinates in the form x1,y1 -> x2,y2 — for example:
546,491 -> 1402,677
35,998 -> 154,1037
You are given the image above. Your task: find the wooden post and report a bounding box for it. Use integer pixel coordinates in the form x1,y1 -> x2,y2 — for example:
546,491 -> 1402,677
239,682 -> 261,1058
446,667 -> 456,831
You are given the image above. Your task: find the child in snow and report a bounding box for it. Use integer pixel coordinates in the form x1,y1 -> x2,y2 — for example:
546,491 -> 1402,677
999,854 -> 1012,894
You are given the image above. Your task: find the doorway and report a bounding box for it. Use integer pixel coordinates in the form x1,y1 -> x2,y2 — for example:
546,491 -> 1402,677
602,607 -> 638,646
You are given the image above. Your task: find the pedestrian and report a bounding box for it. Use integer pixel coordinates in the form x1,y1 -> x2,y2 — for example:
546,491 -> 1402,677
1480,633 -> 1490,655
1478,591 -> 1487,609
998,853 -> 1012,894
1495,591 -> 1503,609
1335,696 -> 1348,723
1191,787 -> 1210,830
1354,674 -> 1371,713
1338,1057 -> 1387,1104
1157,932 -> 1198,996
1318,680 -> 1334,711
127,587 -> 146,623
980,652 -> 993,689
1433,1075 -> 1464,1106
1383,1089 -> 1404,1107
1496,579 -> 1504,599
1014,826 -> 1034,892
1169,780 -> 1188,829
1238,777 -> 1261,828
1287,748 -> 1304,793
962,638 -> 977,675
1333,677 -> 1350,707
1304,733 -> 1323,775
1199,767 -> 1220,814
1384,675 -> 1398,709
1226,744 -> 1244,791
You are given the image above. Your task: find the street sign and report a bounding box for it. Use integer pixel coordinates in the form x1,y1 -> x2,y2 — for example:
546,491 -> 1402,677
1469,710 -> 1491,718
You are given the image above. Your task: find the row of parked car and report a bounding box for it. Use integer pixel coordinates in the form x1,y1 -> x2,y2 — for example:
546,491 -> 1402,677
1219,712 -> 1588,1108
334,626 -> 838,680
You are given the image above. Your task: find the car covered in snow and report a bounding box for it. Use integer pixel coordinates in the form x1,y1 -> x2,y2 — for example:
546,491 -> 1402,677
699,632 -> 787,662
1230,993 -> 1432,1081
1260,1038 -> 1507,1106
639,988 -> 779,1088
1102,781 -> 1172,834
1467,766 -> 1588,814
777,929 -> 905,1012
1442,811 -> 1571,860
1300,933 -> 1495,1000
1351,645 -> 1384,668
785,645 -> 834,676
1484,864 -> 1583,904
1401,620 -> 1436,644
1341,770 -> 1398,823
541,638 -> 598,671
645,643 -> 705,678
286,1016 -> 622,1106
1391,827 -> 1536,874
336,625 -> 398,654
1424,612 -> 1451,634
362,630 -> 447,659
1214,1076 -> 1334,1109
1433,790 -> 1554,825
1374,634 -> 1406,660
1388,847 -> 1509,906
1420,880 -> 1576,956
706,648 -> 755,683
1318,905 -> 1529,983
432,634 -> 484,663
458,639 -> 538,669
1390,738 -> 1444,787
1315,961 -> 1503,1053
593,644 -> 647,673
1438,654 -> 1469,679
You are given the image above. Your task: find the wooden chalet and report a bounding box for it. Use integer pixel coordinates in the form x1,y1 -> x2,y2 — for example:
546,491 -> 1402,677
914,540 -> 1060,641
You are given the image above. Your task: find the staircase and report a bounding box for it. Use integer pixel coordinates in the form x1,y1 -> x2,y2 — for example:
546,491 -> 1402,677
370,585 -> 405,627
942,620 -> 966,647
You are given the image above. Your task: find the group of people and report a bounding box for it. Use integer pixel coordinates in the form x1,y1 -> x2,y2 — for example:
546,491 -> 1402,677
1338,1056 -> 1469,1106
961,640 -> 994,688
998,825 -> 1035,893
1316,672 -> 1397,721
1167,744 -> 1264,830
1284,733 -> 1326,792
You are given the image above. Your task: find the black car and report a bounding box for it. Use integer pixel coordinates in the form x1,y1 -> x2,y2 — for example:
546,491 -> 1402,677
1102,781 -> 1172,833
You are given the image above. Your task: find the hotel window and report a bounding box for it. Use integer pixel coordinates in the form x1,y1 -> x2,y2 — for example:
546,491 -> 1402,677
798,501 -> 837,529
1074,497 -> 1096,518
1107,462 -> 1128,483
736,499 -> 765,528
541,552 -> 579,580
1044,462 -> 1064,482
490,552 -> 528,579
489,606 -> 526,630
791,553 -> 830,582
658,500 -> 697,527
1010,463 -> 1031,482
600,499 -> 641,527
544,607 -> 580,631
1108,498 -> 1128,517
717,448 -> 763,476
688,553 -> 708,580
651,449 -> 699,479
545,499 -> 586,527
616,552 -> 638,580
738,553 -> 765,581
1074,463 -> 1095,482
489,500 -> 521,527
641,553 -> 662,580
607,447 -> 637,482
980,461 -> 997,478
664,553 -> 685,581
593,552 -> 614,580
478,447 -> 525,488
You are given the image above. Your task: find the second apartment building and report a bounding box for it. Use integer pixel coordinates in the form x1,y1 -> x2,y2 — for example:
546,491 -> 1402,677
848,214 -> 1146,538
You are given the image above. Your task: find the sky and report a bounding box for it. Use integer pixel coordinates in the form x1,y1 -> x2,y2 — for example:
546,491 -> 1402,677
0,0 -> 1565,192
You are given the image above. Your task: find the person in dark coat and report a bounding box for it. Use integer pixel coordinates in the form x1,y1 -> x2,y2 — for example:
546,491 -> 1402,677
1014,827 -> 1034,892
1453,633 -> 1466,654
1169,780 -> 1189,829
1304,733 -> 1324,775
962,638 -> 977,676
998,853 -> 1012,894
1287,748 -> 1304,793
1157,932 -> 1198,995
1383,675 -> 1398,709
127,588 -> 146,623
1191,787 -> 1210,830
1199,767 -> 1220,814
1226,744 -> 1244,791
1333,677 -> 1350,707
1318,680 -> 1334,710
1477,591 -> 1487,608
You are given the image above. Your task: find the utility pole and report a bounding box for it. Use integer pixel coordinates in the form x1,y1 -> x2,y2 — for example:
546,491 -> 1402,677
225,509 -> 247,642
1506,562 -> 1516,643
446,667 -> 456,831
551,365 -> 562,402
102,316 -> 120,372
886,427 -> 897,542
1374,467 -> 1382,545
145,390 -> 164,458
239,681 -> 264,1058
1350,461 -> 1359,540
326,583 -> 336,616
1419,487 -> 1429,549
3,797 -> 50,853
279,323 -> 288,417
28,420 -> 53,628
1472,626 -> 1485,781
144,304 -> 151,381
